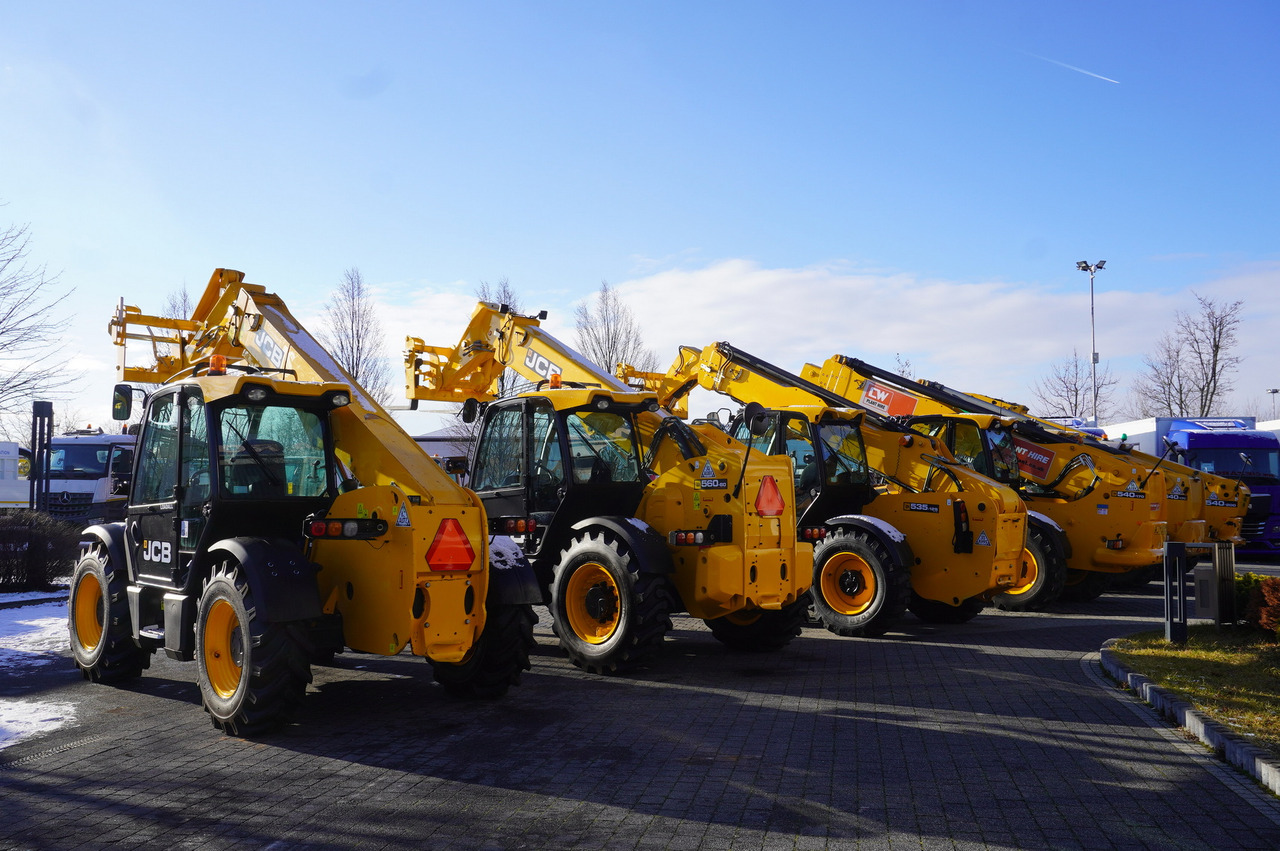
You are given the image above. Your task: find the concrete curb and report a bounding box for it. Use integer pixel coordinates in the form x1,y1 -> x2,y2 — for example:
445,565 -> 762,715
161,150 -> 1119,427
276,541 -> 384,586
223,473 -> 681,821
1100,638 -> 1280,797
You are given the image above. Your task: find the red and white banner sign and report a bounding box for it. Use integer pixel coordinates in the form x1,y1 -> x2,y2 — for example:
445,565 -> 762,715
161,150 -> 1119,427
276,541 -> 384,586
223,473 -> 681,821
861,380 -> 919,416
1012,436 -> 1056,481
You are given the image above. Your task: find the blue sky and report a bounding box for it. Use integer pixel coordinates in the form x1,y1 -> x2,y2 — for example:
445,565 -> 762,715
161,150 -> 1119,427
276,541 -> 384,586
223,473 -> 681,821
3,1 -> 1280,431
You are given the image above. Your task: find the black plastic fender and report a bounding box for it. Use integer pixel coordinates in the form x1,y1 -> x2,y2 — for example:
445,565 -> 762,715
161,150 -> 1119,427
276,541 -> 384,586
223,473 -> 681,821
487,535 -> 543,605
80,523 -> 129,574
823,514 -> 916,571
207,537 -> 322,623
568,516 -> 675,575
1026,511 -> 1072,559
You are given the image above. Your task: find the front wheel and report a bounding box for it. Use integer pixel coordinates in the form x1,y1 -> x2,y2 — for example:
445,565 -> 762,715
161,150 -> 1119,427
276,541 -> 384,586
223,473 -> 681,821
705,595 -> 810,651
990,525 -> 1067,612
550,529 -> 673,674
431,603 -> 536,698
809,530 -> 910,637
195,563 -> 311,736
68,545 -> 150,682
908,592 -> 986,624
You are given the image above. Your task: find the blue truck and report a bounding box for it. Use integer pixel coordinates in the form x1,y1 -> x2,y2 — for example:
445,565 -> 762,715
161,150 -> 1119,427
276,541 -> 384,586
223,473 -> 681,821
1103,417 -> 1280,557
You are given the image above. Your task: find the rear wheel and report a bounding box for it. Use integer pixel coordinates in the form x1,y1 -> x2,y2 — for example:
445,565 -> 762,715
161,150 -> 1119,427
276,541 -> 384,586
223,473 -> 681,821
991,525 -> 1067,612
809,530 -> 910,636
908,592 -> 986,624
431,603 -> 536,698
1059,568 -> 1112,602
551,529 -> 673,674
195,562 -> 310,736
705,595 -> 810,651
68,545 -> 149,682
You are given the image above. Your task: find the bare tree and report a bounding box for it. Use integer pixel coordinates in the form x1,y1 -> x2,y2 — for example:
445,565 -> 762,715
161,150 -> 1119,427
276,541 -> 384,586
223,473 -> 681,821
163,281 -> 194,320
1131,292 -> 1243,417
318,268 -> 393,406
1032,348 -> 1119,423
0,221 -> 74,430
893,353 -> 915,379
574,280 -> 658,374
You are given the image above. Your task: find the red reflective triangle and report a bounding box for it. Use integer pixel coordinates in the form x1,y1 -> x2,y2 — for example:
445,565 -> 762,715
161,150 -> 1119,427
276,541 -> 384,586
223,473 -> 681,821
425,518 -> 476,571
755,475 -> 786,518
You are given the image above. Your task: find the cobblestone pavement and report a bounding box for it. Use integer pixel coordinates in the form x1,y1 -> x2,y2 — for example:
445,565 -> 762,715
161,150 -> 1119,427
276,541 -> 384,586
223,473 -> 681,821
3,586 -> 1279,850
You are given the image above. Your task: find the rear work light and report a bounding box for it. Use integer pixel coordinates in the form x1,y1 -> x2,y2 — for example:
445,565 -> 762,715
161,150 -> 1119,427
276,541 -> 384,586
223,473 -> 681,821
305,516 -> 388,540
490,516 -> 538,535
426,518 -> 477,571
754,475 -> 786,518
800,526 -> 828,541
668,514 -> 733,547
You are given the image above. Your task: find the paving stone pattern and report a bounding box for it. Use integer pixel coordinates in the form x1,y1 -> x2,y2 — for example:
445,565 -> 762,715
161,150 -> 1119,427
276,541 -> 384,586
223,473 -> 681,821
3,587 -> 1279,850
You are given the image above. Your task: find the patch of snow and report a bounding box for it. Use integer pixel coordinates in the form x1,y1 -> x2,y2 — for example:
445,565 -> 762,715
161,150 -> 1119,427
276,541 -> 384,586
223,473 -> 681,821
0,600 -> 77,750
0,699 -> 77,750
625,518 -> 654,535
1027,510 -> 1064,533
825,514 -> 907,543
488,535 -> 529,571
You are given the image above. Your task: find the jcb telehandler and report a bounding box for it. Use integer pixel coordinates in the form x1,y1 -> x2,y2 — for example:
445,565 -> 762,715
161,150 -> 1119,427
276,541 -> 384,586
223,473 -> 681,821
619,343 -> 1029,635
804,355 -> 1245,603
68,270 -> 539,735
404,303 -> 811,674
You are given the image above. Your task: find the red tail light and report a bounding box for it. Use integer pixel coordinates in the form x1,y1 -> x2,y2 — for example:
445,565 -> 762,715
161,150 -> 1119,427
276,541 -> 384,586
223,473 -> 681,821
425,518 -> 476,571
755,475 -> 786,517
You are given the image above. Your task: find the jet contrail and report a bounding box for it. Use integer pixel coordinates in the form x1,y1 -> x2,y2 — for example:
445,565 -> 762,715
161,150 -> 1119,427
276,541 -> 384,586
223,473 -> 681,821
1025,52 -> 1120,84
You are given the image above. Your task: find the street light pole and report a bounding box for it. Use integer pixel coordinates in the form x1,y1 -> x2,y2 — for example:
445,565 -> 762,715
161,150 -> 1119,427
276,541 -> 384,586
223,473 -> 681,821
1076,260 -> 1106,426
1268,388 -> 1278,420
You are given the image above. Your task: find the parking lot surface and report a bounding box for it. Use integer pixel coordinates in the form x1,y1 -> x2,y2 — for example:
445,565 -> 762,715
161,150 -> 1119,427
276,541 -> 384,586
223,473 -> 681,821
3,585 -> 1280,850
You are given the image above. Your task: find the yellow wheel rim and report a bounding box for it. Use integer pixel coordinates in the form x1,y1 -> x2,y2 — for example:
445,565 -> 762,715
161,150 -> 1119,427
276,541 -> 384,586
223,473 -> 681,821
73,571 -> 104,652
203,599 -> 244,699
1005,547 -> 1041,597
820,552 -> 877,615
564,562 -> 621,645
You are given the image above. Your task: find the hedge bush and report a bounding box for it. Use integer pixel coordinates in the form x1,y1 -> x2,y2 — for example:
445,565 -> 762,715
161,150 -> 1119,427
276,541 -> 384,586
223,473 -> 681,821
1237,572 -> 1280,636
0,511 -> 82,591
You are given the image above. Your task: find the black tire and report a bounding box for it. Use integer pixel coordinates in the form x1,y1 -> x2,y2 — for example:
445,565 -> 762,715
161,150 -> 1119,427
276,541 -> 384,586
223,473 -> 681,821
195,562 -> 311,736
990,524 -> 1068,612
68,545 -> 150,683
1059,568 -> 1112,602
908,592 -> 986,624
705,594 -> 811,651
809,530 -> 910,637
1109,562 -> 1161,591
550,529 -> 674,674
431,603 -> 536,698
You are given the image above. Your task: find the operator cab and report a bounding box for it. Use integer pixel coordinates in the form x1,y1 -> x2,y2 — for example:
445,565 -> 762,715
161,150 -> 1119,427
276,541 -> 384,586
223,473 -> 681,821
468,390 -> 705,591
729,409 -> 875,527
906,416 -> 1020,487
117,377 -> 344,593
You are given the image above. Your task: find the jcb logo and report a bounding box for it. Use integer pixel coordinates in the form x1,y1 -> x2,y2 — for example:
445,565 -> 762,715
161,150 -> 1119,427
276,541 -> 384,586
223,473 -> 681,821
141,540 -> 172,564
523,348 -> 563,380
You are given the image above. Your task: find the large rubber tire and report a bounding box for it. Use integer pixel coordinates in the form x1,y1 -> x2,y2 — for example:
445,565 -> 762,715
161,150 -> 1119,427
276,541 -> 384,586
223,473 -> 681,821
195,562 -> 311,736
1059,568 -> 1112,602
67,545 -> 150,683
704,595 -> 810,651
809,530 -> 910,637
1110,563 -> 1161,591
990,525 -> 1068,612
431,603 -> 536,698
908,592 -> 986,624
550,529 -> 674,674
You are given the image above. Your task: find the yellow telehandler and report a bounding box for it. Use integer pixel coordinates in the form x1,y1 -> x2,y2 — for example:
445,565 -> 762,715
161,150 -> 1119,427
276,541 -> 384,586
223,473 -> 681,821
404,303 -> 811,673
68,270 -> 539,735
619,342 -> 1029,634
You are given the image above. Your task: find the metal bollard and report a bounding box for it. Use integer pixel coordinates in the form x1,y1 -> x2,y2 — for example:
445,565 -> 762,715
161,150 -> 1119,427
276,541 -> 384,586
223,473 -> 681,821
1164,542 -> 1189,644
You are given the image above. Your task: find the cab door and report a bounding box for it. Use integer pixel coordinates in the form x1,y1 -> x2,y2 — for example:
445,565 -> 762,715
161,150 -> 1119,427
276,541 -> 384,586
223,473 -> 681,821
126,390 -> 182,585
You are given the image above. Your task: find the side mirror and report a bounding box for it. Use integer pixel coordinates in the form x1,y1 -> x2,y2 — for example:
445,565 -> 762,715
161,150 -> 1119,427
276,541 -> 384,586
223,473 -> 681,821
444,456 -> 469,476
461,398 -> 481,424
112,384 -> 133,421
743,401 -> 770,438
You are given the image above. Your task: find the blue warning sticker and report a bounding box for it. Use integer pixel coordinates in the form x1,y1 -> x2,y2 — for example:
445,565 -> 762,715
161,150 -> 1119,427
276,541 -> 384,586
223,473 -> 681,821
976,531 -> 990,547
396,503 -> 411,527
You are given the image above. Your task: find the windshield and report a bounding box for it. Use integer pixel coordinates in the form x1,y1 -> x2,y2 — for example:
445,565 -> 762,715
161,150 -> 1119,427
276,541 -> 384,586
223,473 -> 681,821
218,404 -> 331,498
49,444 -> 125,478
986,429 -> 1021,484
1186,447 -> 1280,480
565,411 -> 643,484
813,422 -> 869,487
